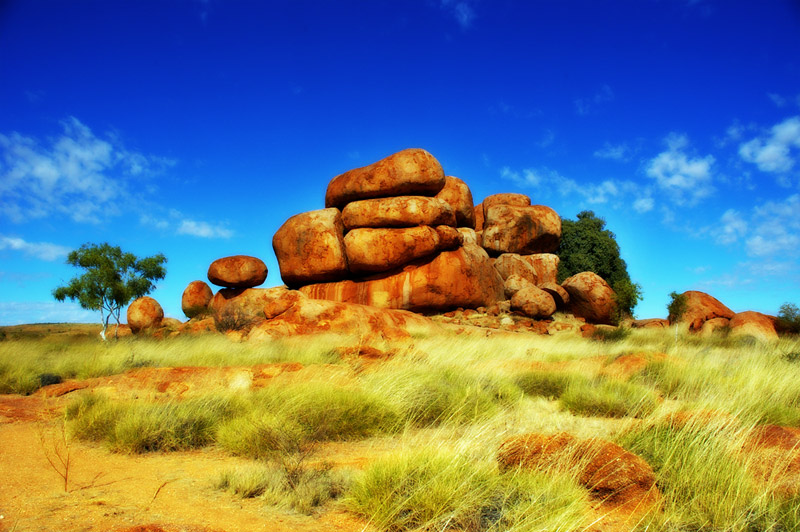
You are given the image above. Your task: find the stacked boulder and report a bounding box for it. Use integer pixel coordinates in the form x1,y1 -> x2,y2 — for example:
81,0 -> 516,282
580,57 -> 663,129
273,148 -> 505,311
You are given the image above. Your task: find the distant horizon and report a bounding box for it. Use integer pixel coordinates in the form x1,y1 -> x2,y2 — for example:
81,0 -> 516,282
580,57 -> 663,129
1,0 -> 799,325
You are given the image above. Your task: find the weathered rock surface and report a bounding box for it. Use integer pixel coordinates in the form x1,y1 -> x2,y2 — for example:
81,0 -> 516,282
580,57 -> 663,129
523,253 -> 559,285
209,287 -> 286,331
207,255 -> 268,289
272,208 -> 349,287
344,226 -> 441,275
699,317 -> 730,336
435,176 -> 475,228
325,148 -> 446,209
249,297 -> 439,343
511,285 -> 557,319
482,193 -> 531,215
562,272 -> 617,325
474,202 -> 485,231
127,296 -> 164,334
493,253 -> 538,284
434,225 -> 462,250
632,318 -> 669,329
503,274 -> 531,299
539,282 -> 569,309
482,205 -> 561,256
679,291 -> 735,331
181,280 -> 213,318
457,227 -> 480,246
730,311 -> 778,342
341,196 -> 455,230
299,242 -> 504,311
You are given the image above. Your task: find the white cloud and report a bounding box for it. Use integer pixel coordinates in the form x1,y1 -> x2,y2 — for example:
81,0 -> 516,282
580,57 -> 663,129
746,194 -> 800,257
440,0 -> 476,29
633,197 -> 654,213
738,115 -> 800,174
575,85 -> 614,116
713,209 -> 748,245
177,219 -> 233,239
768,93 -> 787,107
594,142 -> 630,161
0,117 -> 174,224
645,133 -> 715,205
0,235 -> 70,261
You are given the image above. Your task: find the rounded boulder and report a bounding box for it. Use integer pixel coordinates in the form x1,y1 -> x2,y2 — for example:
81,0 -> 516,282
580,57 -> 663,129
127,296 -> 164,334
341,196 -> 455,230
181,280 -> 213,318
562,271 -> 617,325
435,176 -> 476,228
511,285 -> 557,319
344,226 -> 441,275
207,255 -> 268,289
482,205 -> 561,256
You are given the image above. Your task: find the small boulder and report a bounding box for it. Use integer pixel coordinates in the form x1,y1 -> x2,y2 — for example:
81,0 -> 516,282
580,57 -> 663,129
325,148 -> 446,209
181,280 -> 213,318
523,253 -> 560,285
209,287 -> 289,332
207,255 -> 268,289
511,285 -> 557,319
272,208 -> 349,287
482,205 -> 561,256
127,296 -> 164,334
504,274 -> 532,299
344,226 -> 441,275
730,311 -> 778,342
435,176 -> 476,228
494,253 -> 538,284
562,272 -> 617,325
539,282 -> 569,309
678,291 -> 735,331
699,317 -> 730,336
341,196 -> 455,230
482,193 -> 531,216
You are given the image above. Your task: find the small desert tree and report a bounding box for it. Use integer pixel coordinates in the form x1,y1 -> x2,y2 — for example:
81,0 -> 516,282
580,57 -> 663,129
778,302 -> 800,335
53,243 -> 167,340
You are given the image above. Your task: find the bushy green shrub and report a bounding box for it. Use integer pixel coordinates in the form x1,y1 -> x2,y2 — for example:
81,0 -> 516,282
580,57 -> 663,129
778,303 -> 800,335
515,370 -> 578,400
666,291 -> 688,323
591,326 -> 631,343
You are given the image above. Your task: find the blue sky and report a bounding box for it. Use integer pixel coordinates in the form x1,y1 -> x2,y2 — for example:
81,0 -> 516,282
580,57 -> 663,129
1,0 -> 799,324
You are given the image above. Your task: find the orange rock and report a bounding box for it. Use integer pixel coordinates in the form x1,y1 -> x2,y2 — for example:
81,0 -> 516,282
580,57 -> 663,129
299,242 -> 504,311
344,226 -> 441,275
699,317 -> 730,336
341,196 -> 455,230
181,280 -> 213,318
632,318 -> 670,329
272,208 -> 349,287
494,253 -> 538,284
679,291 -> 735,330
435,176 -> 475,228
482,204 -> 561,255
539,282 -> 569,309
209,287 -> 290,331
434,225 -> 462,250
482,192 -> 531,217
522,253 -> 559,285
511,285 -> 557,319
730,311 -> 778,342
474,202 -> 485,231
207,255 -> 267,289
325,148 -> 446,209
249,297 -> 439,342
457,227 -> 479,246
562,272 -> 617,325
178,317 -> 216,334
503,274 -> 532,299
127,296 -> 164,334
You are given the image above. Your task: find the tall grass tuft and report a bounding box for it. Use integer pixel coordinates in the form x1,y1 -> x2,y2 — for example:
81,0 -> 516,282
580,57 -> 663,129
560,377 -> 658,418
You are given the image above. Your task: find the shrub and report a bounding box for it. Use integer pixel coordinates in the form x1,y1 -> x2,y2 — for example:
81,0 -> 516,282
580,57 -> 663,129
666,291 -> 688,323
591,326 -> 630,343
778,303 -> 800,335
560,378 -> 658,418
515,370 -> 577,400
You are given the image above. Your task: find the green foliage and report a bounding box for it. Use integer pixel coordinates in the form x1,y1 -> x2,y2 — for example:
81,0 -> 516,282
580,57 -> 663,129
515,370 -> 578,399
556,211 -> 640,316
778,302 -> 800,334
667,291 -> 688,323
560,377 -> 658,418
53,242 -> 166,339
590,326 -> 631,342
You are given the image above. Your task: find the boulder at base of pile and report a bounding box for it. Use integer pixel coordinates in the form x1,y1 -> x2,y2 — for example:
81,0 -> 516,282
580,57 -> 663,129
299,241 -> 504,311
511,285 -> 556,319
677,290 -> 735,331
562,272 -> 617,325
181,280 -> 213,318
207,255 -> 268,289
729,311 -> 778,342
127,296 -> 164,334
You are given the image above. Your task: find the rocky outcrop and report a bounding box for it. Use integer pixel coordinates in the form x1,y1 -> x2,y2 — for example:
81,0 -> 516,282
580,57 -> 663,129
181,280 -> 213,318
272,208 -> 349,287
127,296 -> 164,334
562,272 -> 617,325
299,242 -> 504,311
207,255 -> 268,289
341,196 -> 455,229
482,205 -> 561,256
730,311 -> 778,342
435,176 -> 475,228
325,148 -> 445,209
344,226 -> 441,275
511,285 -> 556,319
678,291 -> 735,331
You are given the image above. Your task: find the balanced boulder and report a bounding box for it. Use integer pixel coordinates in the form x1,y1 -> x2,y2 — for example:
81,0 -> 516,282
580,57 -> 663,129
325,148 -> 446,209
272,208 -> 349,287
435,176 -> 475,228
482,193 -> 531,215
127,296 -> 164,333
562,272 -> 617,325
344,226 -> 441,275
181,280 -> 213,318
341,196 -> 455,230
482,205 -> 561,256
208,255 -> 267,289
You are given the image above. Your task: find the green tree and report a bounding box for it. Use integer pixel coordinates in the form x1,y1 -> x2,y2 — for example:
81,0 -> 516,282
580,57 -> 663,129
53,243 -> 167,340
778,302 -> 800,335
666,291 -> 688,323
557,210 -> 641,319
